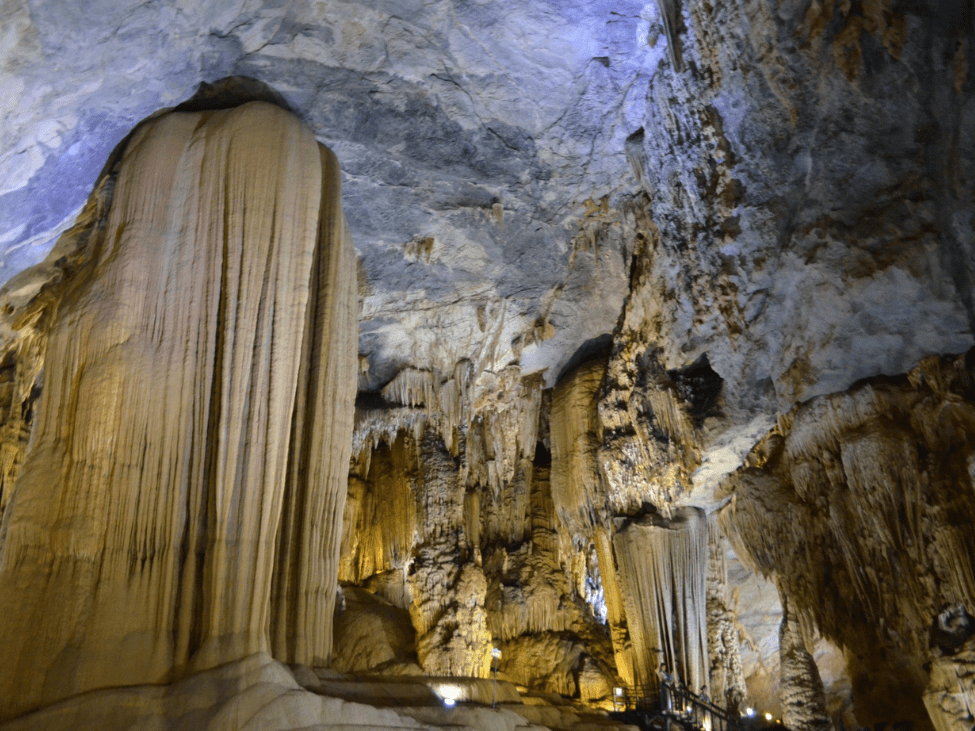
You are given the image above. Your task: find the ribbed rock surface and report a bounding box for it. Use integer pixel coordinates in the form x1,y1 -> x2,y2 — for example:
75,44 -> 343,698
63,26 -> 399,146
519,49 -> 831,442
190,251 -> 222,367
613,507 -> 710,692
0,101 -> 357,720
719,354 -> 975,727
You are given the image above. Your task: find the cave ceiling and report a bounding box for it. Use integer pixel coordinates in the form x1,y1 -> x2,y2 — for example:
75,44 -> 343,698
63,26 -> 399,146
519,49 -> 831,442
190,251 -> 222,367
4,1 -> 973,467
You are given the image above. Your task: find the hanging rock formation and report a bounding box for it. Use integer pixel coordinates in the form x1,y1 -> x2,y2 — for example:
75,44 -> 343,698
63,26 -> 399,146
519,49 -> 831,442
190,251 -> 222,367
0,100 -> 357,721
719,354 -> 975,728
614,507 -> 710,692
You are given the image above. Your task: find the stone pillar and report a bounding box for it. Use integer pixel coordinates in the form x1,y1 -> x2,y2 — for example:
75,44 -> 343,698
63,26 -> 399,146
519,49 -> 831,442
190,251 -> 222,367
614,507 -> 709,691
0,101 -> 357,720
779,594 -> 833,731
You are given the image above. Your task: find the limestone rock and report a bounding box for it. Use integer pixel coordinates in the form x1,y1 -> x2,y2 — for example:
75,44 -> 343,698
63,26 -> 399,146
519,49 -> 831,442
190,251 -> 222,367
0,101 -> 357,720
332,586 -> 420,675
0,653 -> 436,731
719,354 -> 975,728
613,507 -> 710,692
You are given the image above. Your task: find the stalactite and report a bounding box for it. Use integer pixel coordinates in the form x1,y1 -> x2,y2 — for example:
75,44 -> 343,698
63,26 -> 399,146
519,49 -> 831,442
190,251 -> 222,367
354,363 -> 543,497
0,101 -> 357,720
614,506 -> 710,692
338,437 -> 416,593
550,359 -> 609,539
482,457 -> 620,700
466,367 -> 544,494
381,367 -> 439,410
595,526 -> 636,686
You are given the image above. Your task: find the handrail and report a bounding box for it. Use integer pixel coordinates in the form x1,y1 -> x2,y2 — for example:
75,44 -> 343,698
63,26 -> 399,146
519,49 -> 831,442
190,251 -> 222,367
661,681 -> 743,731
611,681 -> 743,731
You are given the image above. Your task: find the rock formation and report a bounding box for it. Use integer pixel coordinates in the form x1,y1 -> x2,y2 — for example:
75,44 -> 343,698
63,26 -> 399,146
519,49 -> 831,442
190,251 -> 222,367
0,0 -> 972,728
719,355 -> 975,728
0,100 -> 357,721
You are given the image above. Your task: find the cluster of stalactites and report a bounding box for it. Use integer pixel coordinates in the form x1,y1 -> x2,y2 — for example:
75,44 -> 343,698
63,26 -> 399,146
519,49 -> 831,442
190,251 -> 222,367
353,363 -> 544,496
718,354 -> 975,725
614,507 -> 710,691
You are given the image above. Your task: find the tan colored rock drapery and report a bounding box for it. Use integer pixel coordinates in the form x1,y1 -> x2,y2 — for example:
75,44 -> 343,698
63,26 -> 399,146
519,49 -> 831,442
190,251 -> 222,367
614,507 -> 710,692
0,101 -> 357,720
719,355 -> 975,729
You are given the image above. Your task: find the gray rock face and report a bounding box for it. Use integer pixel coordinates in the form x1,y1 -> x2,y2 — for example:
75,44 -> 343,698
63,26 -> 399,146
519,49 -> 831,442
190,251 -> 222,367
1,0 -> 667,390
620,0 -> 975,414
5,0 -> 970,414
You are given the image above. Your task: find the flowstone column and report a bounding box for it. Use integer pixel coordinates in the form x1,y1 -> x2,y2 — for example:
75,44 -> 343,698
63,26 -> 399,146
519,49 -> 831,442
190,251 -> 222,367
0,101 -> 357,720
408,431 -> 492,677
614,507 -> 710,692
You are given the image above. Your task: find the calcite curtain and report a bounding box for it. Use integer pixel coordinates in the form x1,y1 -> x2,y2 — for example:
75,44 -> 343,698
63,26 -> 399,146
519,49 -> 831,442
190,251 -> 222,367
0,101 -> 357,720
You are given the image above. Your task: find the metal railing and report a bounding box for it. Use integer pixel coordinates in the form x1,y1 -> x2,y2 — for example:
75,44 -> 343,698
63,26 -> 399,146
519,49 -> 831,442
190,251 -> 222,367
661,681 -> 742,731
613,681 -> 743,731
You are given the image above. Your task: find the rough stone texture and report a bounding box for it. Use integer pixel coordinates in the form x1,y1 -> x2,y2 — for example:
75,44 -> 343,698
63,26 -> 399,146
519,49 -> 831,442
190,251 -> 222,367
0,0 -> 650,393
619,0 -> 975,417
613,507 -> 710,692
1,0 -> 974,727
331,586 -> 420,675
719,354 -> 975,728
779,595 -> 833,731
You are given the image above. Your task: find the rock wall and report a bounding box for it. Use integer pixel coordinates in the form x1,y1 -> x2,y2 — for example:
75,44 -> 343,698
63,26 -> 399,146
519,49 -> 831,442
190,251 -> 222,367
0,101 -> 357,721
619,0 -> 975,415
719,354 -> 975,728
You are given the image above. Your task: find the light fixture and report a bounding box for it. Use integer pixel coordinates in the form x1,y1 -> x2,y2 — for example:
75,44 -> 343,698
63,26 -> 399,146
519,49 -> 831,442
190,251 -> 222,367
491,647 -> 502,659
614,687 -> 624,696
436,683 -> 462,704
766,713 -> 773,721
745,707 -> 755,717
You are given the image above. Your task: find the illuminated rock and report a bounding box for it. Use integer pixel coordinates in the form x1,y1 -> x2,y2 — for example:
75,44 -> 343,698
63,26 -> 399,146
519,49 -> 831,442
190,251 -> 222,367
720,355 -> 975,728
614,507 -> 710,692
0,101 -> 357,720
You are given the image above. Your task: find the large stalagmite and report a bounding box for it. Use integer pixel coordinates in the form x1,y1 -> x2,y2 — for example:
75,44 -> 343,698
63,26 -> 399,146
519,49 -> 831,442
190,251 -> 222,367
0,101 -> 357,720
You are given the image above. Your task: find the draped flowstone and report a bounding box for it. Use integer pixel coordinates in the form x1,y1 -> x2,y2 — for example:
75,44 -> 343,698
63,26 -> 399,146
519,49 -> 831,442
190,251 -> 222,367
0,101 -> 357,720
614,507 -> 709,692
